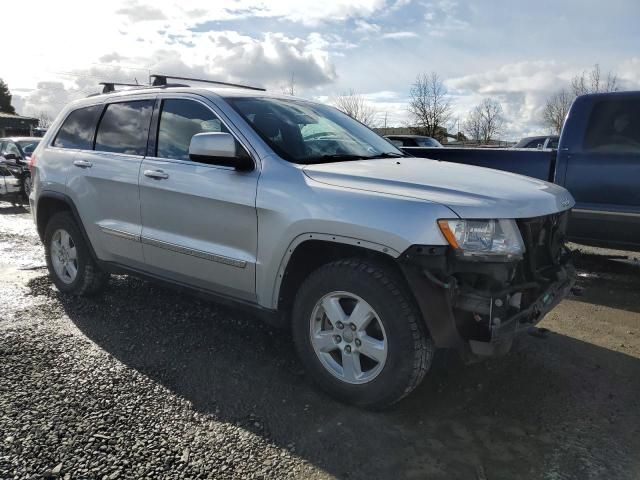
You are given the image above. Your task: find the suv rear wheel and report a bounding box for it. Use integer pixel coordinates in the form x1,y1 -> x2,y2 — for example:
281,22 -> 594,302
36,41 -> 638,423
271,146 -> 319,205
292,258 -> 434,408
44,212 -> 109,295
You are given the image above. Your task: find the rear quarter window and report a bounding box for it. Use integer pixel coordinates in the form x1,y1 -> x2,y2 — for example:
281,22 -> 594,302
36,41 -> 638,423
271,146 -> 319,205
583,99 -> 640,154
53,105 -> 103,150
95,100 -> 154,156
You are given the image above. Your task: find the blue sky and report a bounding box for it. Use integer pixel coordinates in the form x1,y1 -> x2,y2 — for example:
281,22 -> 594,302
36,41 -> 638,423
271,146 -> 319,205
5,0 -> 640,139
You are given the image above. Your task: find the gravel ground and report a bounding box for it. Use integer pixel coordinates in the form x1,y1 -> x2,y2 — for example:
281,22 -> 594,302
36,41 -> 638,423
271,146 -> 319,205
1,202 -> 639,479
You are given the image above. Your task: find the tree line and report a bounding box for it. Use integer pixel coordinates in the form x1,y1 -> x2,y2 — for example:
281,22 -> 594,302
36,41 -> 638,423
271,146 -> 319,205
331,63 -> 620,142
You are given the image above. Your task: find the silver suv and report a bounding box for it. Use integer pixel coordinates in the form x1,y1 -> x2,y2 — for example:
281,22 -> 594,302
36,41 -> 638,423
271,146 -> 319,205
29,76 -> 575,408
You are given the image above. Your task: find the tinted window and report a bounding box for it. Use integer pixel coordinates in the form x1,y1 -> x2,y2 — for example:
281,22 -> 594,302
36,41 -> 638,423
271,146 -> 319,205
17,140 -> 40,155
547,137 -> 559,149
3,142 -> 20,157
416,137 -> 442,147
583,99 -> 640,154
95,100 -> 153,155
53,105 -> 102,149
157,99 -> 228,160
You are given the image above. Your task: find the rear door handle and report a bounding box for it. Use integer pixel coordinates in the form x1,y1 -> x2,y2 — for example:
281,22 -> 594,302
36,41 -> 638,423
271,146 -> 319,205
143,169 -> 169,180
73,160 -> 93,168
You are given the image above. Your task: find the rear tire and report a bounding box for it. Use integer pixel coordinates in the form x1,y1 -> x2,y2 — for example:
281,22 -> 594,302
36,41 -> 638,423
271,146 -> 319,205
44,212 -> 109,296
292,258 -> 434,409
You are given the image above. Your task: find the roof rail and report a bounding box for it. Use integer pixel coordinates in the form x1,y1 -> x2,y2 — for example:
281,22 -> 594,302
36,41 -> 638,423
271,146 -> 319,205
99,82 -> 142,94
150,74 -> 266,92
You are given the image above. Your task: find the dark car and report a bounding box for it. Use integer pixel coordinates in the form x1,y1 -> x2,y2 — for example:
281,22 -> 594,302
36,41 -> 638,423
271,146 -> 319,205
0,137 -> 41,164
385,134 -> 443,148
512,135 -> 559,149
0,137 -> 40,197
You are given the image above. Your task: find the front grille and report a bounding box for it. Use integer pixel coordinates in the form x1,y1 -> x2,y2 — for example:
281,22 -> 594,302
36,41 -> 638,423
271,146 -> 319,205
517,211 -> 570,281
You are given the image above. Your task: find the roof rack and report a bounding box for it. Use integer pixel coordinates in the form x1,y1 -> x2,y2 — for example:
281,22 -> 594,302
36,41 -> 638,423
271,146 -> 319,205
150,74 -> 266,92
99,82 -> 143,94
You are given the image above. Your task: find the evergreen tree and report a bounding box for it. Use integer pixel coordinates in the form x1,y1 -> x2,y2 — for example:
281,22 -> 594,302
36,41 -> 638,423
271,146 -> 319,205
0,78 -> 16,114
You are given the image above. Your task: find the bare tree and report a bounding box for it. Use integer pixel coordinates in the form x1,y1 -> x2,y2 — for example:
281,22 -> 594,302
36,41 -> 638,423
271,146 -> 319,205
281,72 -> 297,96
542,88 -> 572,134
408,72 -> 452,139
37,111 -> 53,129
332,90 -> 378,127
464,98 -> 505,143
542,64 -> 618,135
463,109 -> 482,142
571,64 -> 618,96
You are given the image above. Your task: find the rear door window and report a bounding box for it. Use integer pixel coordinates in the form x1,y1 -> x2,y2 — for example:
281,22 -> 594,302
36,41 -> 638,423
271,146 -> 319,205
53,105 -> 103,150
156,99 -> 228,161
583,99 -> 640,154
95,100 -> 154,156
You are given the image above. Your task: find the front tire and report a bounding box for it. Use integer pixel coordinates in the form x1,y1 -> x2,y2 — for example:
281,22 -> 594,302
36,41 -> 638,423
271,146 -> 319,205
44,212 -> 109,295
292,258 -> 434,408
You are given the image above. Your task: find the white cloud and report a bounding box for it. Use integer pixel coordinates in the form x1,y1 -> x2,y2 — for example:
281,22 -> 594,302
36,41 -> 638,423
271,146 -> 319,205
116,1 -> 167,21
423,0 -> 469,37
381,31 -> 419,39
13,29 -> 336,118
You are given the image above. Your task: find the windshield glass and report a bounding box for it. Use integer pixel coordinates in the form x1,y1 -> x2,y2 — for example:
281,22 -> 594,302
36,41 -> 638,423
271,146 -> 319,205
416,137 -> 442,147
17,140 -> 40,156
227,97 -> 405,164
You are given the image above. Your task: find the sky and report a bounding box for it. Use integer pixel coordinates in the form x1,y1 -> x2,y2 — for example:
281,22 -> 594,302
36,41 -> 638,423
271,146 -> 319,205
4,0 -> 640,140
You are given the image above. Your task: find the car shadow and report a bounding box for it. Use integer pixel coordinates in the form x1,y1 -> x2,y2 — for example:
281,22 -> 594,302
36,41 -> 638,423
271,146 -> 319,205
29,273 -> 640,480
0,202 -> 29,214
572,250 -> 640,314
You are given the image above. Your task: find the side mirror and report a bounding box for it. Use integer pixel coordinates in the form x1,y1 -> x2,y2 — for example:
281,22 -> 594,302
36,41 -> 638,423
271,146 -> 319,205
189,132 -> 253,171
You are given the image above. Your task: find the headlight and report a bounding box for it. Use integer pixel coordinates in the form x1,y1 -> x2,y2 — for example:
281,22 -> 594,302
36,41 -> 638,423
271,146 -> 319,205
437,219 -> 525,259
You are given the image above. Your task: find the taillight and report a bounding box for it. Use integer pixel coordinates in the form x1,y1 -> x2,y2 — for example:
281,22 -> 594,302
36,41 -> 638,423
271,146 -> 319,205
28,154 -> 37,174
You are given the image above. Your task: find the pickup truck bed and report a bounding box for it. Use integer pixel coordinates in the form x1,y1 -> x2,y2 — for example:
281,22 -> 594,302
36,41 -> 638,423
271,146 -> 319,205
401,147 -> 556,182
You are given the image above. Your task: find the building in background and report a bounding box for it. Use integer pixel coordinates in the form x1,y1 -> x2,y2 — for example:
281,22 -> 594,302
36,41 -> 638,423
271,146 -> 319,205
0,113 -> 39,137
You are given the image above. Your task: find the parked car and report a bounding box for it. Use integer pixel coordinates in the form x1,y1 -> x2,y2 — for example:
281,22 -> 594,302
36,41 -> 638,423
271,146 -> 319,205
0,136 -> 40,197
385,134 -> 443,148
402,91 -> 640,252
0,160 -> 23,204
29,76 -> 575,408
512,135 -> 559,149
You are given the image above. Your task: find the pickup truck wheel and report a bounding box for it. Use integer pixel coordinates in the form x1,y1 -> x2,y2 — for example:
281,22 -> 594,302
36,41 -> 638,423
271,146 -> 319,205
44,212 -> 109,296
292,258 -> 434,408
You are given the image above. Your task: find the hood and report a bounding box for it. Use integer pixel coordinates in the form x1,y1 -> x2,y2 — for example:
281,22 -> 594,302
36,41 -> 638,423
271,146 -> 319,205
303,157 -> 575,219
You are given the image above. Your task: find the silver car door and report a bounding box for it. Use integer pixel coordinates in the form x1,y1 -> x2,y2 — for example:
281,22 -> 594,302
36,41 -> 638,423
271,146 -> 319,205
139,95 -> 259,301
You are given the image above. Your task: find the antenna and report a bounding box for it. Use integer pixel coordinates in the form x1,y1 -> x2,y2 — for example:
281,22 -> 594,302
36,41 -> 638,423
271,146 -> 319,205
150,74 -> 265,92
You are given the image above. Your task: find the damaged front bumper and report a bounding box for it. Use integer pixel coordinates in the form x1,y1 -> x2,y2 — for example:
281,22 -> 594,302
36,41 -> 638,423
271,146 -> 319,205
400,212 -> 575,360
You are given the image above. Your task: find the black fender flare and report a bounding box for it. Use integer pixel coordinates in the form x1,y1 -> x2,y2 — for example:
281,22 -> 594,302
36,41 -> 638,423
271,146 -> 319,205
36,191 -> 99,261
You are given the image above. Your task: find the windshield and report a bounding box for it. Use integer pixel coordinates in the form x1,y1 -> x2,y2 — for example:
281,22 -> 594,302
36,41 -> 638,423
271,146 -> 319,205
416,137 -> 442,147
17,140 -> 40,156
227,97 -> 405,164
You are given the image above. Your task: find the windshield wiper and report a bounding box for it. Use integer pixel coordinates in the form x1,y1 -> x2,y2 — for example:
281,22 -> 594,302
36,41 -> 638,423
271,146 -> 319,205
303,152 -> 407,164
303,154 -> 373,164
374,152 -> 407,158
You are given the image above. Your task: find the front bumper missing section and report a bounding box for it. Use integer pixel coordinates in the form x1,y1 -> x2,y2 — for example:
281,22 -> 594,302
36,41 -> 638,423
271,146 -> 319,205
399,245 -> 576,361
464,263 -> 575,356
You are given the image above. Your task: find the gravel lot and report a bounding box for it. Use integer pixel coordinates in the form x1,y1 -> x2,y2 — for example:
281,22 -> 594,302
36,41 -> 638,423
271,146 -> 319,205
1,202 -> 639,479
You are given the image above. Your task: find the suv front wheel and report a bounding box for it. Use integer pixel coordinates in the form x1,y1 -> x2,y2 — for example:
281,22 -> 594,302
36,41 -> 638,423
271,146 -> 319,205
292,258 -> 434,409
44,212 -> 109,295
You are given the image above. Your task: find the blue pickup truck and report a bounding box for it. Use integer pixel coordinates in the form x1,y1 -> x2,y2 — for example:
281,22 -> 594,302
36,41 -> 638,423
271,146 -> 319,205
402,91 -> 640,252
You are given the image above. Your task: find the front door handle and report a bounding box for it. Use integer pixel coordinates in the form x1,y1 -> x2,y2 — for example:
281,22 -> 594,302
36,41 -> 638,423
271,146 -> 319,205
143,169 -> 169,180
73,159 -> 93,168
